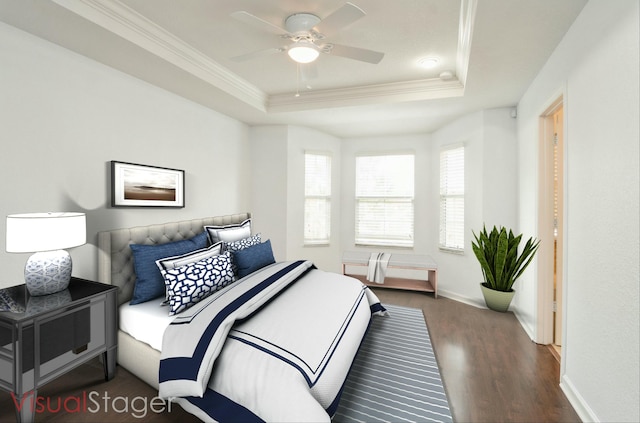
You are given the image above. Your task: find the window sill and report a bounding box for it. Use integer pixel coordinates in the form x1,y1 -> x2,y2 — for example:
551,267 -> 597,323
439,247 -> 465,255
304,242 -> 330,247
355,243 -> 414,250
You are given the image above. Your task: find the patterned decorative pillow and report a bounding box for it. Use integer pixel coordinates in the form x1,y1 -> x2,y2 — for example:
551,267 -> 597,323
155,241 -> 224,301
129,231 -> 209,305
233,240 -> 276,279
161,251 -> 235,316
204,219 -> 251,244
224,234 -> 261,253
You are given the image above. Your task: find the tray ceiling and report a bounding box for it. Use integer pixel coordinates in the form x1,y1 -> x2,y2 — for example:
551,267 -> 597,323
0,0 -> 587,137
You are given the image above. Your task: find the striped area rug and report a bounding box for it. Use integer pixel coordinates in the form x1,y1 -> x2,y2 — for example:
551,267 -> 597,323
333,304 -> 453,423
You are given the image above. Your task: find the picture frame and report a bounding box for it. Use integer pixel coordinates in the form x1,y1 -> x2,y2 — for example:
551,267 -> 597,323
111,161 -> 185,208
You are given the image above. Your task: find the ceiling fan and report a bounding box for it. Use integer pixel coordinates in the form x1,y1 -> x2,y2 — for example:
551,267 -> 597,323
230,2 -> 385,66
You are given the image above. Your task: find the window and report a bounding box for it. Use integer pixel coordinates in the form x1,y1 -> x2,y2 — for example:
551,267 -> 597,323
439,145 -> 465,251
355,154 -> 415,247
304,152 -> 331,245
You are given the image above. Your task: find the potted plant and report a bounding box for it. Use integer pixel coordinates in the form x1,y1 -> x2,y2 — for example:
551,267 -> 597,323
471,225 -> 540,312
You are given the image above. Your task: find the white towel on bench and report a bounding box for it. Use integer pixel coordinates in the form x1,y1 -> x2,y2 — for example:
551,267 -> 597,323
367,252 -> 391,284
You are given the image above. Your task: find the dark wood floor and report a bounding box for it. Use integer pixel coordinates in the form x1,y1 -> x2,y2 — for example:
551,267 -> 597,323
1,289 -> 580,422
373,289 -> 579,423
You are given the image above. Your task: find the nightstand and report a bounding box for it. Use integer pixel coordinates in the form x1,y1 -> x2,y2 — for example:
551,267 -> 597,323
0,277 -> 117,423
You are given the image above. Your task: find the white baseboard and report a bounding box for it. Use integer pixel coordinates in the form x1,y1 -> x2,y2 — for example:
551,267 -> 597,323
560,374 -> 597,422
438,289 -> 486,309
513,308 -> 536,341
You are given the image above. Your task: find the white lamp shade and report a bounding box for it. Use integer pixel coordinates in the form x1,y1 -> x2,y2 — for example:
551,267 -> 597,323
288,43 -> 320,64
6,212 -> 86,253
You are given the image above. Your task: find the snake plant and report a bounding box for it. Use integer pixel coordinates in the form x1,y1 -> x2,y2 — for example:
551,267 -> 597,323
471,225 -> 540,292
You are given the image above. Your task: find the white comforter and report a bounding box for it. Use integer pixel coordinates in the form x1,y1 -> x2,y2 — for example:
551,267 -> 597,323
158,260 -> 385,422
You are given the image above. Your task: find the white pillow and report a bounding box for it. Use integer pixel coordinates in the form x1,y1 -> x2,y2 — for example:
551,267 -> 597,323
204,219 -> 251,244
155,241 -> 224,272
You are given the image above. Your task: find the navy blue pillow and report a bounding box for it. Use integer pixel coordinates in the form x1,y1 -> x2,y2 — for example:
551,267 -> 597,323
232,240 -> 275,279
130,231 -> 208,305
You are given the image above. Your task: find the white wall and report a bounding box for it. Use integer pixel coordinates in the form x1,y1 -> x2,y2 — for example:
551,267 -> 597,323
249,125 -> 341,271
339,133 -> 432,260
482,109 -> 518,228
429,109 -> 518,307
286,126 -> 342,272
248,125 -> 289,261
428,112 -> 484,305
336,112 -> 517,306
516,1 -> 639,421
251,110 -> 518,308
0,22 -> 251,288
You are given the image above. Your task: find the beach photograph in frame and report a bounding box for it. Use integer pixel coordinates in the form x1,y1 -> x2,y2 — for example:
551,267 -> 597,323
111,161 -> 185,207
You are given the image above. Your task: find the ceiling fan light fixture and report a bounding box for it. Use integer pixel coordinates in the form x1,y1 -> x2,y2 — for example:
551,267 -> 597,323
288,43 -> 320,64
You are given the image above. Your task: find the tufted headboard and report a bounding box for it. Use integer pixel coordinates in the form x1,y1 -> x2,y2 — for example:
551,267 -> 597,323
97,213 -> 251,305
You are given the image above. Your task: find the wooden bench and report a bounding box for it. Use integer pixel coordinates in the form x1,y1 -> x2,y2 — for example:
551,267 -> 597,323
341,251 -> 438,298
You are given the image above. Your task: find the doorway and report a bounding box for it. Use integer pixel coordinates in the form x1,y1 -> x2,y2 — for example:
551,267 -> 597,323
551,106 -> 564,353
538,97 -> 564,362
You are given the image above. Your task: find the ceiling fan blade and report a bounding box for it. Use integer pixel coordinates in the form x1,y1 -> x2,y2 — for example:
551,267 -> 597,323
328,43 -> 384,64
231,11 -> 289,36
314,2 -> 365,36
230,47 -> 285,62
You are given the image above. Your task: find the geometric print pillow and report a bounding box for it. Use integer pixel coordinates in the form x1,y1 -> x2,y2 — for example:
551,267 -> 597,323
155,241 -> 225,302
224,233 -> 261,253
161,251 -> 235,316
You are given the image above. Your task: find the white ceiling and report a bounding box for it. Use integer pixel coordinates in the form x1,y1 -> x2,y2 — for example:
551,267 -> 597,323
0,0 -> 587,138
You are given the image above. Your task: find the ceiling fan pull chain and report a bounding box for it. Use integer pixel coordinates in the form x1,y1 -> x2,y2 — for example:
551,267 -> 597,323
295,63 -> 301,97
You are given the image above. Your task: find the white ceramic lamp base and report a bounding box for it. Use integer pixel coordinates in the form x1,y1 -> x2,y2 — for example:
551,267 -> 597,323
24,250 -> 72,296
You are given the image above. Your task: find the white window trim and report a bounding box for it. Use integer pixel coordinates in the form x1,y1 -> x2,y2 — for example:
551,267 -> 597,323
355,153 -> 415,248
439,144 -> 465,253
304,151 -> 332,246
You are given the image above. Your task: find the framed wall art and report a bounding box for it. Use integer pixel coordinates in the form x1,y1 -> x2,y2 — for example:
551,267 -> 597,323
111,161 -> 185,208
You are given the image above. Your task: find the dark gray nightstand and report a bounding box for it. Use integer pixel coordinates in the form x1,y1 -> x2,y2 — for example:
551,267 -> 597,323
0,277 -> 117,423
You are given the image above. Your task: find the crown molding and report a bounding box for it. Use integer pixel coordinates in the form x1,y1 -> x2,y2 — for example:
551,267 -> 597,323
52,0 -> 268,111
456,0 -> 477,86
268,78 -> 464,112
51,0 -> 475,114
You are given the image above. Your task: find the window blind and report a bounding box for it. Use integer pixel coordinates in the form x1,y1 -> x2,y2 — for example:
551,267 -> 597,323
355,154 -> 414,247
439,146 -> 465,251
304,153 -> 331,245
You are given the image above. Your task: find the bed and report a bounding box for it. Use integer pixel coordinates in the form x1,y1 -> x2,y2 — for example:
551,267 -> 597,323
97,213 -> 385,422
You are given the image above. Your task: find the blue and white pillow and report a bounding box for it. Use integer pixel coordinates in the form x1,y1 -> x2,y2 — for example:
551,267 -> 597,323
129,231 -> 209,305
161,251 -> 235,316
155,241 -> 224,301
224,233 -> 261,253
204,219 -> 251,244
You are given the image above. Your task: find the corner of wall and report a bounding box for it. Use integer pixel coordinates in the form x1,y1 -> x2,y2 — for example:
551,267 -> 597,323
560,374 -> 600,423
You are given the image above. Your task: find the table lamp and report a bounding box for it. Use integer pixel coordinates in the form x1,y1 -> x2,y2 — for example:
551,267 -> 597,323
6,212 -> 86,296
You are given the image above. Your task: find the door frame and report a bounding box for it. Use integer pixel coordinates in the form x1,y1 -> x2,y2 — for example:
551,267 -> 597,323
537,92 -> 567,355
